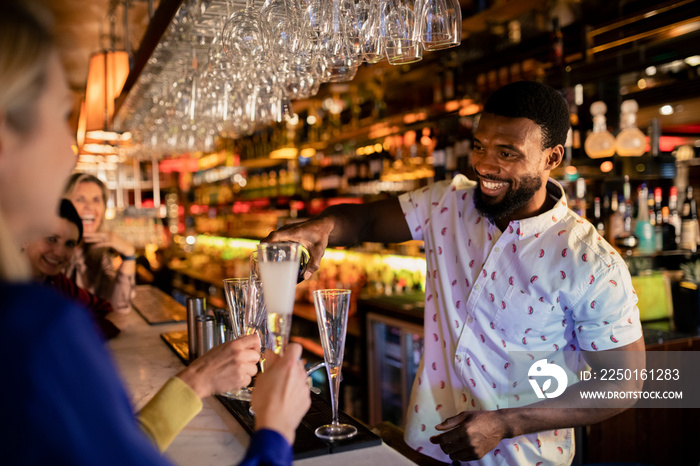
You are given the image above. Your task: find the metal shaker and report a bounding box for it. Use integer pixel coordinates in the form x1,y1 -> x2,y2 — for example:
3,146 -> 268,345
186,296 -> 206,362
195,315 -> 216,357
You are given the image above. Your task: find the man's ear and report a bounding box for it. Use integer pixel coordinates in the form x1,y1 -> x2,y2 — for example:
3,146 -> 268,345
545,144 -> 564,170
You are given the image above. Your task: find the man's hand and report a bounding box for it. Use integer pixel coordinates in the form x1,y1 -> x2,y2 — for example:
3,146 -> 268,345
262,198 -> 411,280
176,334 -> 261,399
263,216 -> 334,280
429,410 -> 509,462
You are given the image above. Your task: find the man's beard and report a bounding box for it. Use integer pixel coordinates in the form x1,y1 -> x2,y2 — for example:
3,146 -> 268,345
473,173 -> 543,223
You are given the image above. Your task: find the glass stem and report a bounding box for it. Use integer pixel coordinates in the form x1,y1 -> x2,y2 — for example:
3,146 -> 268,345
259,351 -> 266,373
329,365 -> 341,425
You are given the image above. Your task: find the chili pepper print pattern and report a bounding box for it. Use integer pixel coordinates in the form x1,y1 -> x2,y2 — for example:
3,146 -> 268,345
398,175 -> 642,465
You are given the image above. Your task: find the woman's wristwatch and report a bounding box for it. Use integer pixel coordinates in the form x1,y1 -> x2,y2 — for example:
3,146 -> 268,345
120,253 -> 137,261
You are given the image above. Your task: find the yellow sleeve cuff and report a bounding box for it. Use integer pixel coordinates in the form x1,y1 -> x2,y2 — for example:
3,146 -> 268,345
137,376 -> 203,452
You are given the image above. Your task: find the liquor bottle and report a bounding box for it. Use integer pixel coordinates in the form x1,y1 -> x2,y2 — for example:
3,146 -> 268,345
669,186 -> 682,248
584,101 -> 616,158
680,186 -> 698,252
653,187 -> 663,252
369,145 -> 384,181
593,196 -> 605,237
654,187 -> 663,226
648,118 -> 661,157
432,128 -> 446,182
613,176 -> 638,255
550,17 -> 564,67
634,184 -> 656,254
623,176 -> 632,234
569,102 -> 582,158
606,192 -> 622,245
616,99 -> 646,157
443,70 -> 455,101
661,206 -> 677,251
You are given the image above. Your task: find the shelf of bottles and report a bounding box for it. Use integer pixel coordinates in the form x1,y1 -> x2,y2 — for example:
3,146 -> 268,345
556,93 -> 699,265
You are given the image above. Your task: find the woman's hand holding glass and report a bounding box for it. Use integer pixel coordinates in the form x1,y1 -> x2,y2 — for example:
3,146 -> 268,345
222,277 -> 265,400
176,334 -> 260,399
251,342 -> 311,445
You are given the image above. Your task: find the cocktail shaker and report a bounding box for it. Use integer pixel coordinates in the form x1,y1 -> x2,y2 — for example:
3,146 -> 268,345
186,296 -> 206,362
196,315 -> 216,357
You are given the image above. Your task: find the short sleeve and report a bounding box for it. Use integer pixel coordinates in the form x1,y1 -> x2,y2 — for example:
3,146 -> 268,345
571,263 -> 643,351
398,179 -> 461,241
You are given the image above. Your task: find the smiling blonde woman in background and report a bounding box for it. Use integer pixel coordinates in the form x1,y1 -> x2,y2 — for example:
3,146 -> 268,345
64,173 -> 136,312
0,2 -> 310,465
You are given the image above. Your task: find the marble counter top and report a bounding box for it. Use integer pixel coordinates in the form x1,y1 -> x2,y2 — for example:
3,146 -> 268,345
107,310 -> 416,466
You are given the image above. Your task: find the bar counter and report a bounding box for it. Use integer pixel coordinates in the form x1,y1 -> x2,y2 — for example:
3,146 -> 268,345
107,309 -> 416,466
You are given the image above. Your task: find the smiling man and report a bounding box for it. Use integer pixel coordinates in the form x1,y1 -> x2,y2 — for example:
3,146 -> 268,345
264,81 -> 644,465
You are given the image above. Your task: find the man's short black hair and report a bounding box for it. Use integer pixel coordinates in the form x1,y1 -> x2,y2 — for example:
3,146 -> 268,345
59,198 -> 83,243
483,81 -> 570,150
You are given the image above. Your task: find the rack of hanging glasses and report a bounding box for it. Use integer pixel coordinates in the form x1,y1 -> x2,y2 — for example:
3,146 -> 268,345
114,0 -> 461,158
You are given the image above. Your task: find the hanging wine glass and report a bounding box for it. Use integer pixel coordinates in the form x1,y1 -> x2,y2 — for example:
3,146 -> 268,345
358,0 -> 386,63
261,0 -> 302,58
420,0 -> 461,51
222,0 -> 270,69
319,0 -> 361,82
382,0 -> 422,65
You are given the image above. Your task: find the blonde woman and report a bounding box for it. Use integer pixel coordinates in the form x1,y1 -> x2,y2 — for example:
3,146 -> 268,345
0,2 -> 309,464
64,173 -> 136,312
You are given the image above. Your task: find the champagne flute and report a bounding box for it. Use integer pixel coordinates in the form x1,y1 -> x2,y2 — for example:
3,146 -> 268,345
248,251 -> 271,371
256,242 -> 302,355
222,277 -> 253,401
313,289 -> 357,440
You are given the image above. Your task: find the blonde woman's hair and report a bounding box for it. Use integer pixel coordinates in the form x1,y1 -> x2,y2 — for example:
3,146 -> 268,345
64,173 -> 109,207
0,1 -> 54,282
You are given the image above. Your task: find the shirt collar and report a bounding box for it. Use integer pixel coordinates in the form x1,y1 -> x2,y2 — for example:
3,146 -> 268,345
511,179 -> 569,239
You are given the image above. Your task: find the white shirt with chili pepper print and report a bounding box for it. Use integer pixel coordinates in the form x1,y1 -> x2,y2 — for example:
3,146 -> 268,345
398,175 -> 642,465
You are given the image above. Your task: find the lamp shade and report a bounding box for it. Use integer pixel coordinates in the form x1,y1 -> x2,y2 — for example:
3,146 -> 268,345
76,100 -> 86,147
84,50 -> 129,136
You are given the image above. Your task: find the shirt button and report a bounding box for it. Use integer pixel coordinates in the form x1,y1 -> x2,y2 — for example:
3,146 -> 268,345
494,247 -> 501,252
474,284 -> 481,290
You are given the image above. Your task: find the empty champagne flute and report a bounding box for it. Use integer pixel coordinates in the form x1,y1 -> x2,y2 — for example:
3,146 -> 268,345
248,251 -> 271,371
256,242 -> 302,355
222,276 -> 267,401
313,289 -> 357,440
222,278 -> 253,400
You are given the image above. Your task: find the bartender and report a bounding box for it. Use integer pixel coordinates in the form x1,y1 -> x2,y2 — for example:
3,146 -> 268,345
264,81 -> 645,465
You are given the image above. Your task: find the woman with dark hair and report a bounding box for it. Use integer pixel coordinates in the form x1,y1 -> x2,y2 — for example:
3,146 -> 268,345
23,198 -> 120,339
64,172 -> 136,312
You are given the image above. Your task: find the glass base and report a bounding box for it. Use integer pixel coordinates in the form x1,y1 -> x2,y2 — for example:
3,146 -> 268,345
315,423 -> 357,441
220,387 -> 252,402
